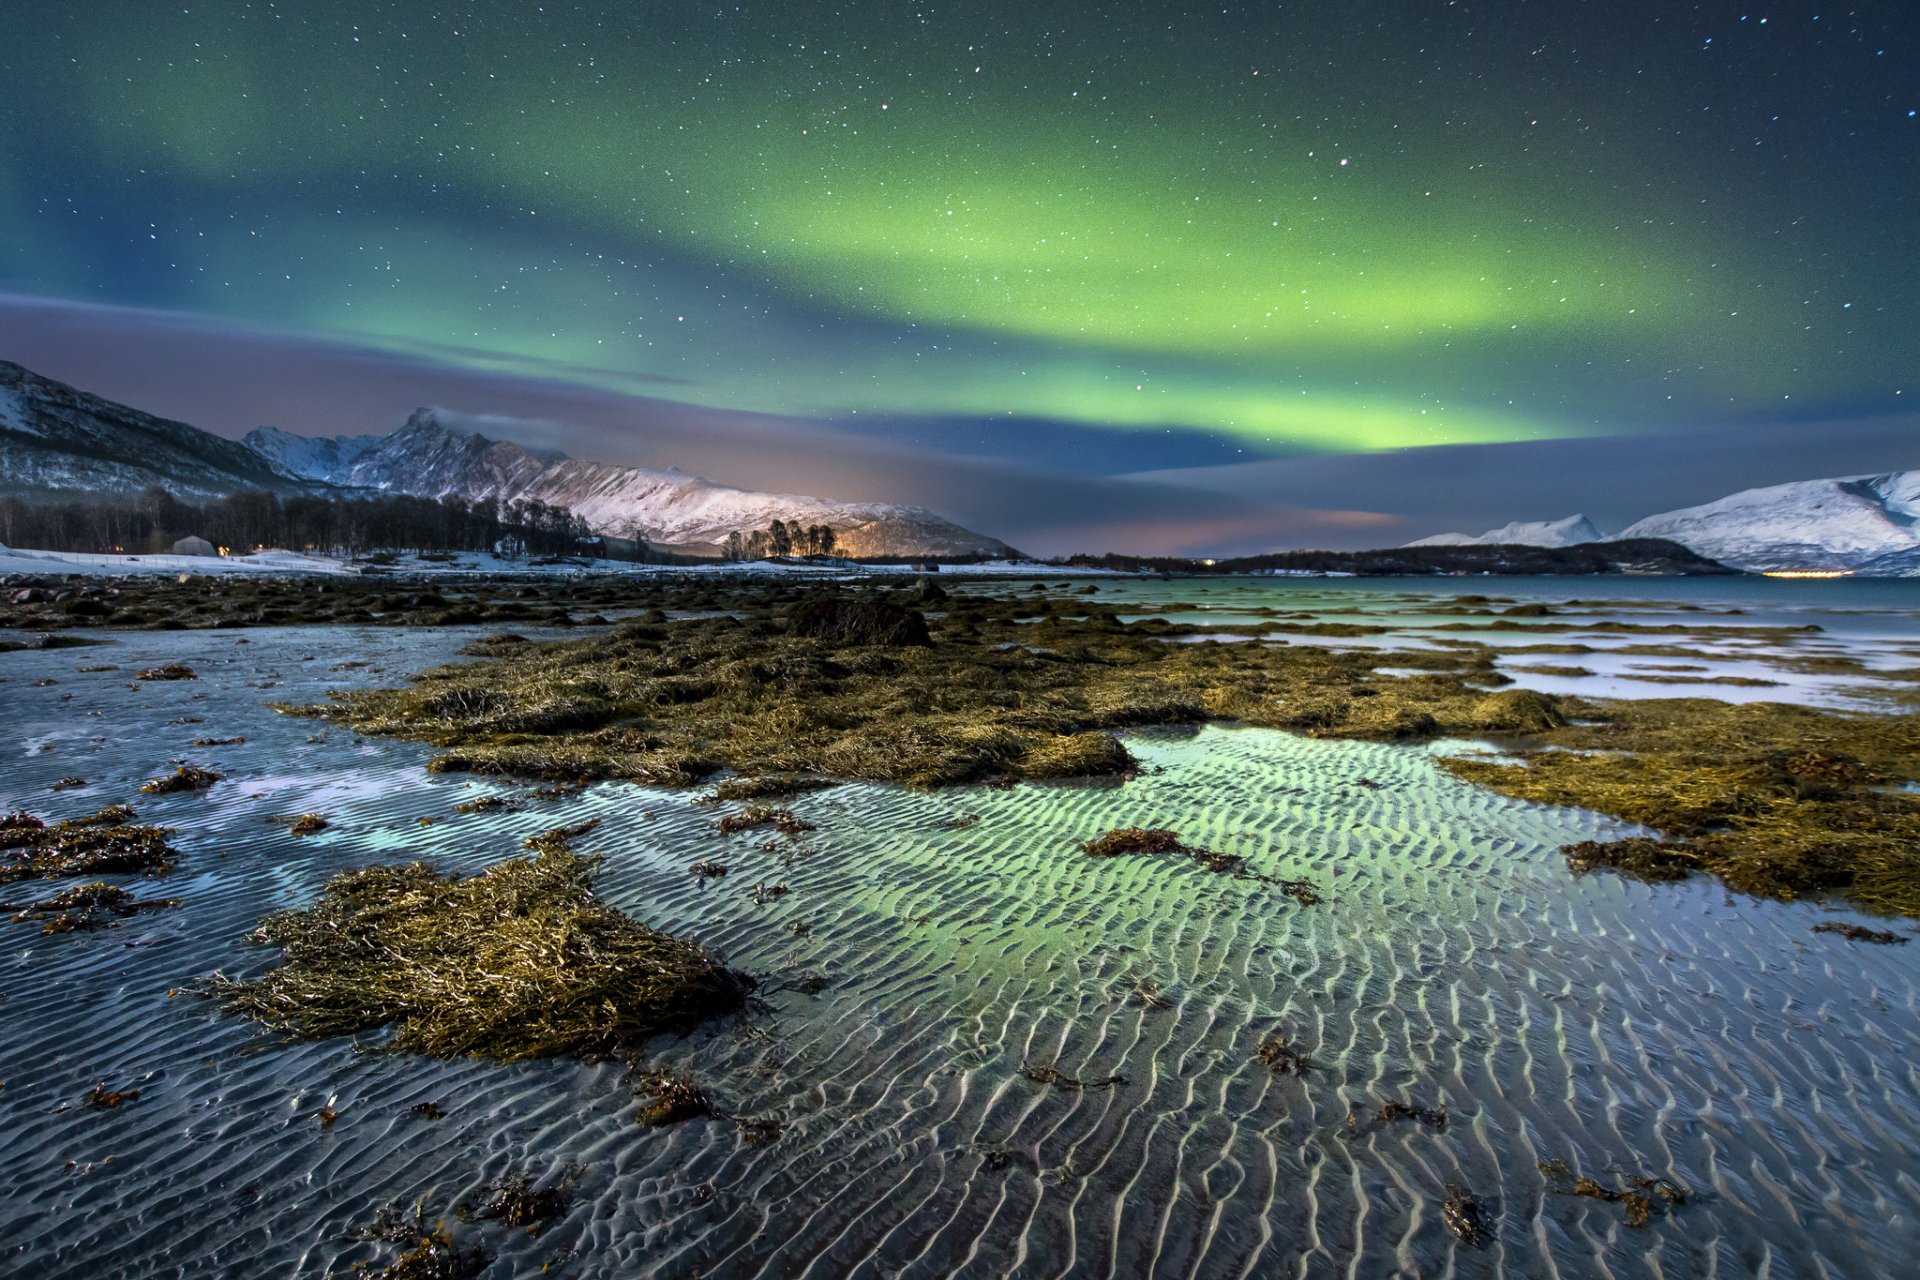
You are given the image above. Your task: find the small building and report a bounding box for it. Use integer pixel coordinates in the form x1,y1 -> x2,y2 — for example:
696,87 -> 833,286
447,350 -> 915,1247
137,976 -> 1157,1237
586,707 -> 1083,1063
171,535 -> 218,557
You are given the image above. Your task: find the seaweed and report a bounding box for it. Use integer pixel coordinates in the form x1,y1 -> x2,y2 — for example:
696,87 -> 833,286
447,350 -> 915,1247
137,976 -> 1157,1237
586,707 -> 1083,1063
1131,976 -> 1173,1009
522,818 -> 599,853
1811,921 -> 1906,944
1081,827 -> 1183,857
750,882 -> 790,905
688,860 -> 728,879
716,806 -> 815,839
85,1083 -> 140,1109
1539,1159 -> 1689,1227
785,598 -> 931,646
1560,838 -> 1703,883
1377,1101 -> 1448,1131
49,776 -> 86,791
466,1167 -> 578,1234
737,1116 -> 785,1146
135,663 -> 197,681
1278,878 -> 1324,906
1442,1184 -> 1489,1247
349,1226 -> 489,1279
1082,826 -> 1322,899
633,1068 -> 713,1127
0,806 -> 180,883
7,881 -> 180,934
1019,1060 -> 1127,1090
1445,700 -> 1920,916
141,765 -> 223,795
702,775 -> 837,803
208,848 -> 754,1062
1253,1034 -> 1311,1077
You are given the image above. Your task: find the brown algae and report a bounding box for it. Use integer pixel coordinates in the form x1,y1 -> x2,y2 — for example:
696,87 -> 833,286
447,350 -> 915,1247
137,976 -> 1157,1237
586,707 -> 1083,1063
209,848 -> 753,1061
260,582 -> 1920,915
140,765 -> 223,795
0,806 -> 180,883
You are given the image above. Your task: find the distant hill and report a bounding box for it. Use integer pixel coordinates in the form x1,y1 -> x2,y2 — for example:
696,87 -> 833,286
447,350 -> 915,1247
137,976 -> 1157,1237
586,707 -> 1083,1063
1404,514 -> 1606,549
245,409 -> 1018,558
0,361 -> 317,500
0,361 -> 1016,558
1071,539 -> 1740,577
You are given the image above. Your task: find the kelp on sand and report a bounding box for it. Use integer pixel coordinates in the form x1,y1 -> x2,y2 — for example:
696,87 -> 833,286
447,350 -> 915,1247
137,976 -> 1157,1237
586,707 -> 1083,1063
1444,700 -> 1920,916
209,848 -> 753,1061
274,590 -> 1584,790
276,583 -> 1920,916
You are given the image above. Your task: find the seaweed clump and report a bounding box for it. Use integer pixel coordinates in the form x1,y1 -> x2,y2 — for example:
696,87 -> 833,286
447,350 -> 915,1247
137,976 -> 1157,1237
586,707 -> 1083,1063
1538,1159 -> 1689,1228
1811,921 -> 1906,945
633,1069 -> 713,1127
1254,1034 -> 1311,1077
465,1167 -> 579,1234
350,1225 -> 488,1280
1020,1060 -> 1127,1090
7,881 -> 179,934
0,806 -> 180,883
1442,1184 -> 1489,1247
135,663 -> 197,681
209,848 -> 753,1062
785,598 -> 931,647
1082,827 -> 1183,857
716,806 -> 815,839
279,585 -> 1533,790
1082,826 -> 1323,901
1444,704 -> 1920,916
1377,1101 -> 1449,1131
1560,838 -> 1702,883
141,765 -> 222,795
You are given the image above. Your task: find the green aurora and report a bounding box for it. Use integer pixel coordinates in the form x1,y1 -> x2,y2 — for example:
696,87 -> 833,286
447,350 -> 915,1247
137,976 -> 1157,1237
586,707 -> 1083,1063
0,0 -> 1912,463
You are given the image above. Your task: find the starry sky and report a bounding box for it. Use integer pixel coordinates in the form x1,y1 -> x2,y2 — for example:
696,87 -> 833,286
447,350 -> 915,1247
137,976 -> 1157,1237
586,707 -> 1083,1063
1,1 -> 1914,554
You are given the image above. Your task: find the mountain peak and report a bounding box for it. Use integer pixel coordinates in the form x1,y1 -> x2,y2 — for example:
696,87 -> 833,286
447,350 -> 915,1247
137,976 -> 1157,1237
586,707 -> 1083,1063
1405,513 -> 1604,549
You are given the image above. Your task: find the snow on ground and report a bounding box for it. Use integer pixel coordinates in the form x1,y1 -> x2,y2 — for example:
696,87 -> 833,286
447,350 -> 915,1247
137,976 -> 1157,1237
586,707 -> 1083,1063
0,545 -> 1125,579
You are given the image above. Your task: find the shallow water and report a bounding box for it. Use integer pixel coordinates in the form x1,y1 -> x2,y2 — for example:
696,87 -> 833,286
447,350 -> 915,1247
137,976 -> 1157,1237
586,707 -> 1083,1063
3,602 -> 1918,1278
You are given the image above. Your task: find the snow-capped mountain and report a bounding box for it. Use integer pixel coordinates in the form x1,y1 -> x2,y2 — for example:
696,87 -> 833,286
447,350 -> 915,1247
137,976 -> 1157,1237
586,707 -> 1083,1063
242,425 -> 384,485
249,409 -> 1018,557
0,363 -> 1016,557
1618,472 -> 1920,572
0,361 -> 315,499
1404,514 -> 1605,549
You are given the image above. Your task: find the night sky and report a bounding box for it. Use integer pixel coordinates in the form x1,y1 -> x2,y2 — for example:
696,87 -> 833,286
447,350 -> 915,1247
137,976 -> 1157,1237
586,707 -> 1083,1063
2,1 -> 1915,554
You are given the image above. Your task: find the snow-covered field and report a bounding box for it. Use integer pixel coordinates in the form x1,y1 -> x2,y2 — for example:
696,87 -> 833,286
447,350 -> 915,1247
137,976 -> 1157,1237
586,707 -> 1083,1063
0,544 -> 1122,579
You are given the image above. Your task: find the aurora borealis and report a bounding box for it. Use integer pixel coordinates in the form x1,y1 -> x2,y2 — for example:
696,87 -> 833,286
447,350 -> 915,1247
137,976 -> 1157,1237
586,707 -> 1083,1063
1,0 -> 1915,552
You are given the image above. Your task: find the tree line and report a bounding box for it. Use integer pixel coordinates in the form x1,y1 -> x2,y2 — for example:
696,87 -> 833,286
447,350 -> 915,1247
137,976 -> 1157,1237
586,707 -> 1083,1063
0,486 -> 623,559
721,519 -> 839,562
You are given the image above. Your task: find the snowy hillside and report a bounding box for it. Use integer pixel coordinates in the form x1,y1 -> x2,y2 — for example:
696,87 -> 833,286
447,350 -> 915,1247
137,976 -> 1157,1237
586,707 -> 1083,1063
1404,514 -> 1605,549
241,425 -> 383,482
0,362 -> 315,499
1618,472 -> 1920,572
0,363 -> 1017,558
250,409 -> 1017,557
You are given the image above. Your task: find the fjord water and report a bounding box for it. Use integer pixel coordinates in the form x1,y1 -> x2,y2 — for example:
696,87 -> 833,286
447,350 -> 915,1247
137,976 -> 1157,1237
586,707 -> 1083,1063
2,578 -> 1917,1278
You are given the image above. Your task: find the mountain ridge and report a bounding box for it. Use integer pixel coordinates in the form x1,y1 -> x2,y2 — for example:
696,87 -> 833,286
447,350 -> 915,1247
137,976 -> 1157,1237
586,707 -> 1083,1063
251,408 -> 1018,557
0,361 -> 1016,558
